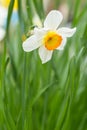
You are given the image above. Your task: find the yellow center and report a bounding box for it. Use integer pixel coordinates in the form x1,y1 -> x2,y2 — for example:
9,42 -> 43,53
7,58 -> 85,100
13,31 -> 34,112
0,0 -> 18,10
43,31 -> 62,50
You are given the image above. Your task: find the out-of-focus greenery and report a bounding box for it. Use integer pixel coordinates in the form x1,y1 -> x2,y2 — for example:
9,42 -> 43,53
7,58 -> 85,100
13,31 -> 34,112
0,0 -> 87,130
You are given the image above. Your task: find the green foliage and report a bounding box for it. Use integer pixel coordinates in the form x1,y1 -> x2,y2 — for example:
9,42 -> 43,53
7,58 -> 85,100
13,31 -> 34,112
0,0 -> 87,130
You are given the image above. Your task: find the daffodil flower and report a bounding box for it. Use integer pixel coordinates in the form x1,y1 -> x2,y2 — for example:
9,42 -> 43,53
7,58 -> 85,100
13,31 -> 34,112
23,10 -> 76,64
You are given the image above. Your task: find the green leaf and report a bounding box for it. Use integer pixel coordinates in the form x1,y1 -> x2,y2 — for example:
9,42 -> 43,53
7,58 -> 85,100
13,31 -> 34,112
6,0 -> 15,34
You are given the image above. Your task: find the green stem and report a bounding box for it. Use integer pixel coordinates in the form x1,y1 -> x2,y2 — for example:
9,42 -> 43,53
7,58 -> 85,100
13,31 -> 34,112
21,52 -> 26,130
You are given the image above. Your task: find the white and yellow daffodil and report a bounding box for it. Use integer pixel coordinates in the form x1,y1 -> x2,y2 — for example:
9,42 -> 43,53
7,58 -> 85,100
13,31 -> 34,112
23,10 -> 76,64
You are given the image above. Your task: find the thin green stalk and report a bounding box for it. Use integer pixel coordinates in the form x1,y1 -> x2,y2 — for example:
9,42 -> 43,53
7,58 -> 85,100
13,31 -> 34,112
1,39 -> 16,129
26,0 -> 33,25
6,0 -> 15,34
73,0 -> 82,19
18,0 -> 24,28
1,40 -> 6,89
41,92 -> 48,130
25,54 -> 33,130
32,0 -> 44,20
21,53 -> 26,130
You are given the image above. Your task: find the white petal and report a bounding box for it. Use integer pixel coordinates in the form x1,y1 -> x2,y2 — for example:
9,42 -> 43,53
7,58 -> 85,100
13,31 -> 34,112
0,27 -> 5,41
22,35 -> 42,52
34,27 -> 47,39
56,37 -> 67,50
38,46 -> 53,64
44,10 -> 63,30
57,27 -> 76,37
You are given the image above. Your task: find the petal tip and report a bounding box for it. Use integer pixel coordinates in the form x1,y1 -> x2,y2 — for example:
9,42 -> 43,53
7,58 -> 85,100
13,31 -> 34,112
73,27 -> 76,32
44,10 -> 63,30
22,35 -> 41,52
42,59 -> 49,64
22,41 -> 27,52
71,27 -> 77,36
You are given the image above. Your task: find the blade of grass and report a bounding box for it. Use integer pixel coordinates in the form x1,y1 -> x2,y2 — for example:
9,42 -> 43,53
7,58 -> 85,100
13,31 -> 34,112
32,80 -> 58,105
73,0 -> 82,19
26,0 -> 33,25
21,52 -> 26,130
32,0 -> 44,20
6,0 -> 15,34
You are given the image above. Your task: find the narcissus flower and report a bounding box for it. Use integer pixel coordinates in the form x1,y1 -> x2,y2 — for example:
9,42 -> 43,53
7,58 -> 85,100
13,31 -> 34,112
23,10 -> 76,64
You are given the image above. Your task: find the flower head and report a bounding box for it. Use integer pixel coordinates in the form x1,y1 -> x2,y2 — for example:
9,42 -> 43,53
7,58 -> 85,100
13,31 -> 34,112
23,10 -> 76,64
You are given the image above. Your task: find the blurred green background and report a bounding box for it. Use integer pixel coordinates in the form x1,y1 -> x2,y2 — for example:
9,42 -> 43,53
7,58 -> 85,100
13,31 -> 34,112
0,0 -> 87,130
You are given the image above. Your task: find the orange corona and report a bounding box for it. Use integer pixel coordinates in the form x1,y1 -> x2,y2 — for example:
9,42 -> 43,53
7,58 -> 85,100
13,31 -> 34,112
44,31 -> 62,50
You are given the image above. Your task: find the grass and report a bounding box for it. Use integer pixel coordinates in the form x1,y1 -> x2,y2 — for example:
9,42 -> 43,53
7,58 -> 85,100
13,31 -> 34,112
0,0 -> 87,130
